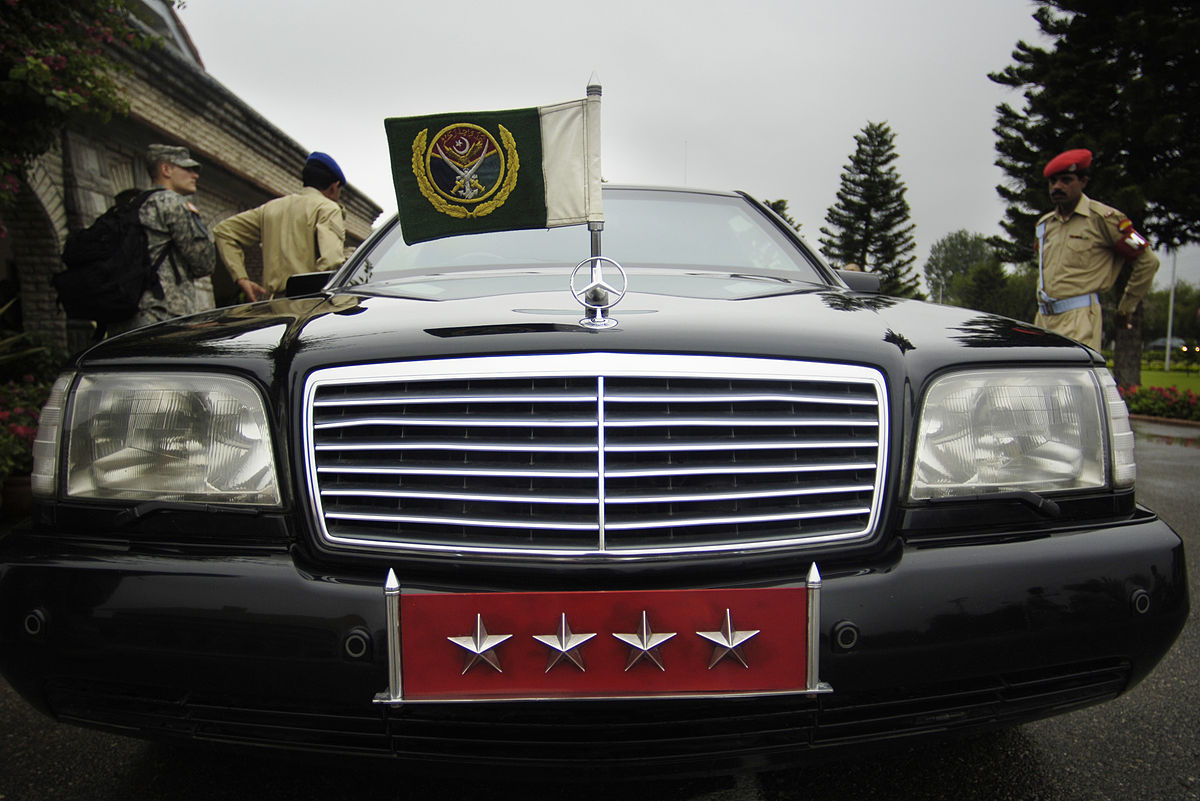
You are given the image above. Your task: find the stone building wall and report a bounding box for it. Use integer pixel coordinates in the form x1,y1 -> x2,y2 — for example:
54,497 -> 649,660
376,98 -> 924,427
0,3 -> 382,357
4,147 -> 68,349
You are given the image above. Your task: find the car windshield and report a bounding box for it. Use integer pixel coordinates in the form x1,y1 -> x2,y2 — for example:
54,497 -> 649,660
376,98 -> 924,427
339,188 -> 829,289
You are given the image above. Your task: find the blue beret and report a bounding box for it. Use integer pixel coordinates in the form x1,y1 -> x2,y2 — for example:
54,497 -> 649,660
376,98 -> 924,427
306,151 -> 346,185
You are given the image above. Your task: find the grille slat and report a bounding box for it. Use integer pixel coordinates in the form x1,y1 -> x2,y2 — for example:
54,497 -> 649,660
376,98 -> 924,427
316,416 -> 597,429
322,488 -> 599,504
318,465 -> 598,478
604,507 -> 874,530
314,390 -> 598,406
608,438 -> 878,452
325,505 -> 872,531
317,441 -> 597,453
304,354 -> 887,556
601,483 -> 875,504
605,390 -> 879,405
605,461 -> 877,478
603,416 -> 879,427
327,511 -> 601,531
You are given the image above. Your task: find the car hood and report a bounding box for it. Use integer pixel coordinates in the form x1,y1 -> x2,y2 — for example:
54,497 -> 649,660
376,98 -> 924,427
77,269 -> 1095,387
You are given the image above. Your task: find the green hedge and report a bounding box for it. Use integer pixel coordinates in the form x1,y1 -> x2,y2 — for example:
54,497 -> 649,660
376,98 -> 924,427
1119,384 -> 1200,421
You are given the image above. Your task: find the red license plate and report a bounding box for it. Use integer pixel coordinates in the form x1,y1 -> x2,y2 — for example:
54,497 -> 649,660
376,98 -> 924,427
399,587 -> 808,701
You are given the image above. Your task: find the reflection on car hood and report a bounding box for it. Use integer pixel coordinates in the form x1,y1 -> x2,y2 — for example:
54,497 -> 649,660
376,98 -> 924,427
354,268 -> 808,302
81,268 -> 1094,374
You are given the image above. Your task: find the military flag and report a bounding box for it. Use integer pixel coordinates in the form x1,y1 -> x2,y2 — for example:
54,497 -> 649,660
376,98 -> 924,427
385,93 -> 602,244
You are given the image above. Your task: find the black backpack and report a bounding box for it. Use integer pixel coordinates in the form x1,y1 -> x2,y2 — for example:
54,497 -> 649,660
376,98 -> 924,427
54,189 -> 168,324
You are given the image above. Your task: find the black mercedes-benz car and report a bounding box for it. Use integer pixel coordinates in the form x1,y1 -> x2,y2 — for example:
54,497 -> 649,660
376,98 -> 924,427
0,186 -> 1188,775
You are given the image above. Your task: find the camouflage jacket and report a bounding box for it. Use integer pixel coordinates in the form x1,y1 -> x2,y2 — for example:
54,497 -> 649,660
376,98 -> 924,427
127,187 -> 216,327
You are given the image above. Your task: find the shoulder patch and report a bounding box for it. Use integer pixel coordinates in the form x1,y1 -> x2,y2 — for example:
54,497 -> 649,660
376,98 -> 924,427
1112,217 -> 1149,259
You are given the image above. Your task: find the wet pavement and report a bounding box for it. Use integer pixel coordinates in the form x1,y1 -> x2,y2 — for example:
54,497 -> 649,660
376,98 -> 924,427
1133,416 -> 1200,449
1,421 -> 1198,800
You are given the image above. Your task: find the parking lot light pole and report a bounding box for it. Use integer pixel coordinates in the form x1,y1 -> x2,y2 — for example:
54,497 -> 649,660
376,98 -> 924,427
1166,249 -> 1176,372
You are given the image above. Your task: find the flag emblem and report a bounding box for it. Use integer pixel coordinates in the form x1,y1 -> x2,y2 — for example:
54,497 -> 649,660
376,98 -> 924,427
413,123 -> 519,218
386,94 -> 602,244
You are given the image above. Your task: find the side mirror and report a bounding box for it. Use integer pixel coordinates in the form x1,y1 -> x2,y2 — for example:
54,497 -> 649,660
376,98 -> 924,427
284,271 -> 331,298
837,269 -> 882,293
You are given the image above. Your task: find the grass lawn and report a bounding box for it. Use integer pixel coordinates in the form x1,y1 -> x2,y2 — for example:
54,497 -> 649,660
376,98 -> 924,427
1137,369 -> 1200,393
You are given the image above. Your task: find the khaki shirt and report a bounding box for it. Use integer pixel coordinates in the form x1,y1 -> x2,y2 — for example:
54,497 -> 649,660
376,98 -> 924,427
1035,194 -> 1159,316
214,187 -> 346,297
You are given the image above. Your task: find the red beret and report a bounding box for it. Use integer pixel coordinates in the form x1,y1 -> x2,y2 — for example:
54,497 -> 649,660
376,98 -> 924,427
1043,148 -> 1092,178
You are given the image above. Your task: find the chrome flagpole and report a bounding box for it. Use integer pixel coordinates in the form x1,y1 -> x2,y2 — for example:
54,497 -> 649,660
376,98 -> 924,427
587,77 -> 603,261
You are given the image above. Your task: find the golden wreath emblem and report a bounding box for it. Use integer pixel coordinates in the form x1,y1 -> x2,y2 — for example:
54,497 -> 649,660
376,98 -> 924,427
411,123 -> 519,219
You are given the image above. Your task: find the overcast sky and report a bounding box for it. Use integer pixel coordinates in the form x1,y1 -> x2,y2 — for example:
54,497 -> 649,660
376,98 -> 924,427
176,0 -> 1200,291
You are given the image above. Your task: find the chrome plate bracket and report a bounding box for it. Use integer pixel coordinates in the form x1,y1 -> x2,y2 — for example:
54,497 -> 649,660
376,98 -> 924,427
374,564 -> 833,704
373,569 -> 403,704
806,562 -> 833,695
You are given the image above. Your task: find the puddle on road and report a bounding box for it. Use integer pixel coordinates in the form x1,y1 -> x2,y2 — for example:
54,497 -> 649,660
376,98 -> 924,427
1139,434 -> 1200,449
1133,422 -> 1200,449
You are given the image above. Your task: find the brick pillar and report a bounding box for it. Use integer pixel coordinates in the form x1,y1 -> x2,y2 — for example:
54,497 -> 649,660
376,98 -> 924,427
3,182 -> 70,353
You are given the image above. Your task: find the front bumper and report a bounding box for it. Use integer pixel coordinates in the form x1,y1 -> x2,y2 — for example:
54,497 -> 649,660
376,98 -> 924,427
0,511 -> 1187,773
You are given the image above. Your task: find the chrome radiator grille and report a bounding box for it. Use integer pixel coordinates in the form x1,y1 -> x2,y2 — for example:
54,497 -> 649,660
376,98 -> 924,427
303,354 -> 887,556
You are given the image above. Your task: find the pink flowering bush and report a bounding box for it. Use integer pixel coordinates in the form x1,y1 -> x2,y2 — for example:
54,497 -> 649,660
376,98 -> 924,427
0,0 -> 155,227
0,373 -> 49,479
1118,384 -> 1200,422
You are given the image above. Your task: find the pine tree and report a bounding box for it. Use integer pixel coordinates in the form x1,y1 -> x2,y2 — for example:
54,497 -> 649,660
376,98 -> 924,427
762,199 -> 802,233
989,1 -> 1200,385
819,122 -> 922,298
990,1 -> 1200,258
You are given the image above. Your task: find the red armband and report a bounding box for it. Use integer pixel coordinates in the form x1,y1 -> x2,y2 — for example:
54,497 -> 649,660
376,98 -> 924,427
1113,218 -> 1149,260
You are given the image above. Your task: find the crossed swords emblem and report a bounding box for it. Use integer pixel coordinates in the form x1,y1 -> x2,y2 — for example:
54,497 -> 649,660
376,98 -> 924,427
435,135 -> 493,200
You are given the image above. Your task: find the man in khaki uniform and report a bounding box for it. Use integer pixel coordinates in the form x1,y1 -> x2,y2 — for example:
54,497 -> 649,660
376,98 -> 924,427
214,152 -> 347,301
1034,148 -> 1159,350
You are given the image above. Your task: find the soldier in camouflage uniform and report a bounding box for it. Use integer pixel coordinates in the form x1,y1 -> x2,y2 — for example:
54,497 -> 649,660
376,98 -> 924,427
108,145 -> 216,335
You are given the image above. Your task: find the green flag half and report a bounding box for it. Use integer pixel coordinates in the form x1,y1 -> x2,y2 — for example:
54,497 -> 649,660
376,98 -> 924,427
385,98 -> 602,245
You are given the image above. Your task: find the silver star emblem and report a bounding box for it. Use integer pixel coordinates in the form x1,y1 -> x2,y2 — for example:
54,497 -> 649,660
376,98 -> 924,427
613,611 -> 676,671
532,613 -> 596,672
697,608 -> 760,669
447,614 -> 512,674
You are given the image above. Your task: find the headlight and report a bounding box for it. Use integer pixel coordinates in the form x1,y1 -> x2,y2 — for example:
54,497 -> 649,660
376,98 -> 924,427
910,368 -> 1125,500
59,372 -> 280,505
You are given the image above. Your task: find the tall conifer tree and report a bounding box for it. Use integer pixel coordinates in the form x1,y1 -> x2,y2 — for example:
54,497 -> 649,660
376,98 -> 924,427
990,1 -> 1200,384
990,1 -> 1200,262
763,199 -> 802,233
819,122 -> 921,298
